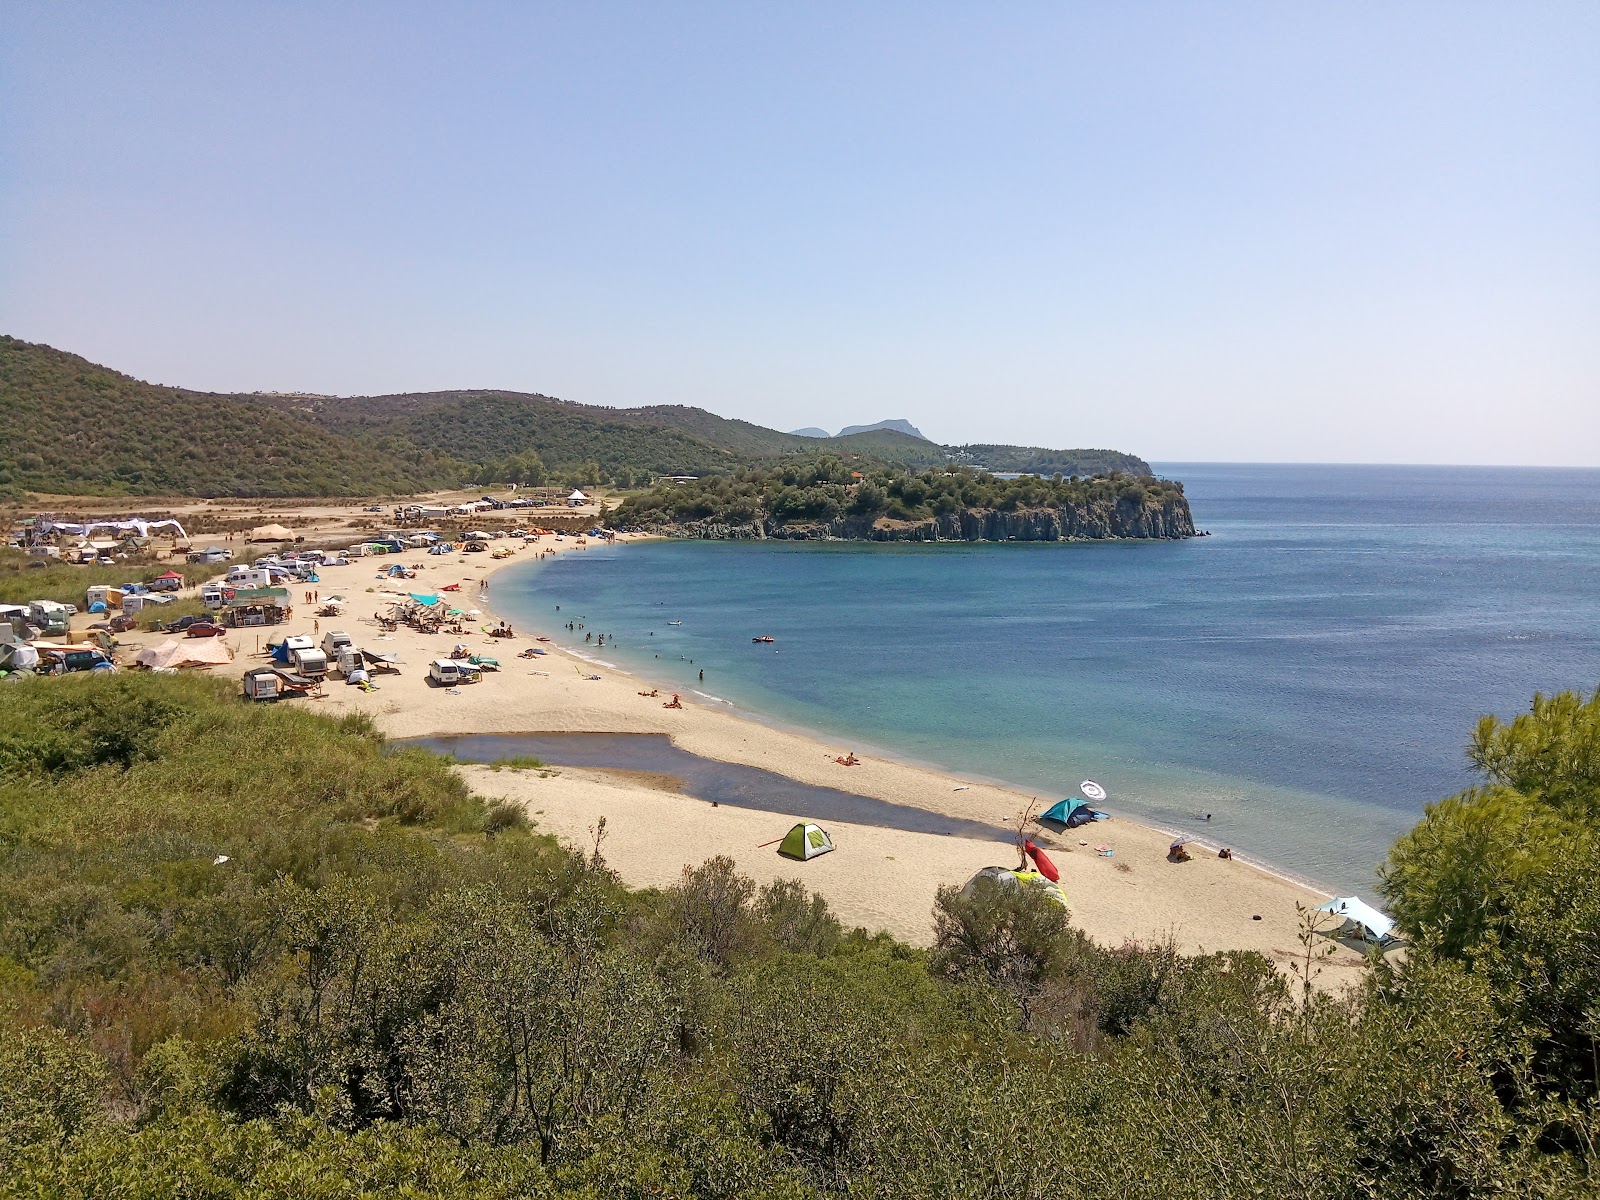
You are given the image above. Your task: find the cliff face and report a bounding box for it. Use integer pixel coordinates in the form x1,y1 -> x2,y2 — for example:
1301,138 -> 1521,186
656,494 -> 1196,543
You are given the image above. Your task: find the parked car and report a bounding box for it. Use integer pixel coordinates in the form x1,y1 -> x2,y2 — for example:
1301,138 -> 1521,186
185,621 -> 227,638
164,614 -> 210,633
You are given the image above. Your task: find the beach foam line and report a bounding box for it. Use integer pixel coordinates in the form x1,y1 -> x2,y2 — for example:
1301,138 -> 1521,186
691,690 -> 731,704
565,649 -> 627,671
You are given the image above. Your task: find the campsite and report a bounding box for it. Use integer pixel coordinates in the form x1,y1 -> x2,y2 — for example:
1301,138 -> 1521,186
3,499 -> 1375,971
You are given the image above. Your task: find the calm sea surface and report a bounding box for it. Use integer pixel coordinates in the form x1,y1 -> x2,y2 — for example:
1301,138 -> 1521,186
493,464 -> 1600,889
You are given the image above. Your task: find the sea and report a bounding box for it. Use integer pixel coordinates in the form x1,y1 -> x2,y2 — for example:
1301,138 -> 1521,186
491,464 -> 1600,890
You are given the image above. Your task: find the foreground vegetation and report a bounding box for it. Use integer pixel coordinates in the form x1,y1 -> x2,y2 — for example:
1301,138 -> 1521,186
609,457 -> 1188,531
2,674 -> 1596,1196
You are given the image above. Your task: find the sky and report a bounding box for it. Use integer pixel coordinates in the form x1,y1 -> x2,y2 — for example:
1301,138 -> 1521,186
3,4 -> 1597,465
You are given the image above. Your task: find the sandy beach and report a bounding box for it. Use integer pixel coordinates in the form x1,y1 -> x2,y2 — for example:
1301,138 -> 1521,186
120,528 -> 1368,982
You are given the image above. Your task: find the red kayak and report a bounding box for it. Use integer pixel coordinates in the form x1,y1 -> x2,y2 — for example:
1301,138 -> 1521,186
1024,839 -> 1060,883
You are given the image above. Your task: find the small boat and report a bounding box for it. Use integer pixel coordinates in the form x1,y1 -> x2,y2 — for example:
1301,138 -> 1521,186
752,636 -> 774,644
667,620 -> 682,625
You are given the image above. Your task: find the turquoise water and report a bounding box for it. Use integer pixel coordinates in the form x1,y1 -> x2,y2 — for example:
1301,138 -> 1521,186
492,464 -> 1600,889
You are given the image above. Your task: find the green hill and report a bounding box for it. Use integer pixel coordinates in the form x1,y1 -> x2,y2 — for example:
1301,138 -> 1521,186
0,337 -> 461,498
2,336 -> 1158,497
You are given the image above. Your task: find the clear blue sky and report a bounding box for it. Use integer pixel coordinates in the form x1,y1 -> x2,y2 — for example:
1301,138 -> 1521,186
4,4 -> 1596,464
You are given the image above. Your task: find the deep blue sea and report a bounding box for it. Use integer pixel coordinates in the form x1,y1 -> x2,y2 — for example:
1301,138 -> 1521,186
493,464 -> 1600,889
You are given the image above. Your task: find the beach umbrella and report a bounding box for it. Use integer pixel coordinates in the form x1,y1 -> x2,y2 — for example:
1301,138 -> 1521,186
1081,780 -> 1107,803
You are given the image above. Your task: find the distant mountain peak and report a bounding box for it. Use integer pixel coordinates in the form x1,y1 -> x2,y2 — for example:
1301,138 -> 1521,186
788,427 -> 831,438
837,419 -> 929,441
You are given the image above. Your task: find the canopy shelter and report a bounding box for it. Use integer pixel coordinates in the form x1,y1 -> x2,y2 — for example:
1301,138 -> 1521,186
1037,797 -> 1108,832
37,514 -> 188,541
136,638 -> 234,670
568,490 -> 589,502
1315,897 -> 1400,949
777,823 -> 834,861
248,523 -> 295,542
223,586 -> 291,628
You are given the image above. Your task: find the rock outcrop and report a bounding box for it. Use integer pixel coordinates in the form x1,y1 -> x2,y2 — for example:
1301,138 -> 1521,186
654,494 -> 1196,543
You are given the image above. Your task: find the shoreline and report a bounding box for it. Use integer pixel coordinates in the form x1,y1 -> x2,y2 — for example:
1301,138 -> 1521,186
483,549 -> 1346,899
127,532 -> 1369,978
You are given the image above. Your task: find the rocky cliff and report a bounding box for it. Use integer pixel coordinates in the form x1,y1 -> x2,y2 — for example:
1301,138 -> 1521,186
653,493 -> 1196,543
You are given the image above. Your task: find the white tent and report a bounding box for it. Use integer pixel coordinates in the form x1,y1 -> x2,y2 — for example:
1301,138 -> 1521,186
248,524 -> 294,542
1316,896 -> 1399,947
136,638 -> 235,670
568,490 -> 589,502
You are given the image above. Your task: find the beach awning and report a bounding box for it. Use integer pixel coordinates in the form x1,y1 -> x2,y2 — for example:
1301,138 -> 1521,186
1315,896 -> 1399,946
408,593 -> 441,607
136,638 -> 235,669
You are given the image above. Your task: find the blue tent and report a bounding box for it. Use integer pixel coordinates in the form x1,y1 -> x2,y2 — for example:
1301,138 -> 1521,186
1038,797 -> 1108,832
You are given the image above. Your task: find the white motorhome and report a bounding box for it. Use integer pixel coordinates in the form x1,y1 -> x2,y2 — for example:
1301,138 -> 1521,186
227,567 -> 274,590
320,630 -> 355,659
28,601 -> 70,636
288,646 -> 328,676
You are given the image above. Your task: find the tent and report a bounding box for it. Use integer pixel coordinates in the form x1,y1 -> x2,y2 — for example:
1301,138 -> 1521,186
1316,897 -> 1400,948
136,638 -> 234,670
248,523 -> 294,542
0,643 -> 40,673
777,822 -> 834,861
1037,797 -> 1108,832
568,490 -> 589,502
960,866 -> 1069,909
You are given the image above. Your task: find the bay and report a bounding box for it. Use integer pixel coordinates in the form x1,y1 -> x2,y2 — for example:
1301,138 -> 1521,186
491,463 -> 1600,889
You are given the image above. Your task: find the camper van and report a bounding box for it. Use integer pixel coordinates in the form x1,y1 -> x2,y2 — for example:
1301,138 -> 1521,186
201,583 -> 228,610
320,630 -> 355,660
241,669 -> 281,701
288,646 -> 328,677
28,601 -> 70,636
429,658 -> 481,686
228,567 -> 273,590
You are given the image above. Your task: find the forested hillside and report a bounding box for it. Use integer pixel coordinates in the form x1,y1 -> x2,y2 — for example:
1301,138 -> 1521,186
2,673 -> 1597,1195
609,457 -> 1194,541
0,337 -> 461,498
3,336 -> 1158,498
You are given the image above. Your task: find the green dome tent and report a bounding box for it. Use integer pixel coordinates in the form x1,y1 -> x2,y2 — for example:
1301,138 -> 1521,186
778,822 -> 834,861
